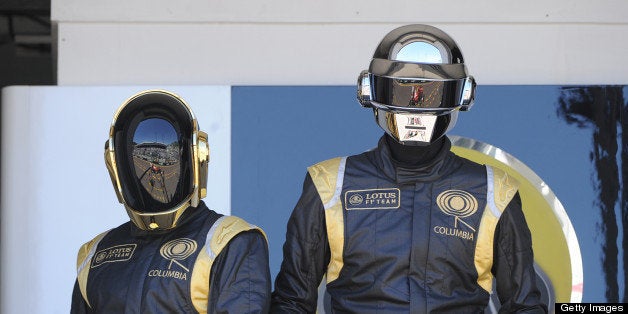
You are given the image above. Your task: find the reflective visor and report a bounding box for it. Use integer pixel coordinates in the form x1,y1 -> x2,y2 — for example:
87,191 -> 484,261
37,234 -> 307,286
130,118 -> 183,205
370,75 -> 465,112
112,97 -> 194,214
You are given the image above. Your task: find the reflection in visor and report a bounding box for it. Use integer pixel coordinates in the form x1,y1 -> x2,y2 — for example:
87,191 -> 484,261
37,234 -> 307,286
394,41 -> 443,64
131,118 -> 182,204
371,76 -> 465,111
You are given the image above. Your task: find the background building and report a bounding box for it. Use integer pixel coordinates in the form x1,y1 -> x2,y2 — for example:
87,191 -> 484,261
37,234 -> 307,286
2,0 -> 628,312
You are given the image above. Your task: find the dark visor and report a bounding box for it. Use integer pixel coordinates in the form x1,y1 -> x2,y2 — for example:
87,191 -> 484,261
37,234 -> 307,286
113,98 -> 194,213
371,75 -> 465,111
130,118 -> 183,204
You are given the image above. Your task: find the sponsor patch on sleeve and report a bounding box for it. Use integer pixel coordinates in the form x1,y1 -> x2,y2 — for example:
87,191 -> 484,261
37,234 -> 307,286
345,188 -> 401,210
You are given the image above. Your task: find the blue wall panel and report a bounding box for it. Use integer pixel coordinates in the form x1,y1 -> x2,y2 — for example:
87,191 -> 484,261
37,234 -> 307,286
231,86 -> 381,275
232,85 -> 627,302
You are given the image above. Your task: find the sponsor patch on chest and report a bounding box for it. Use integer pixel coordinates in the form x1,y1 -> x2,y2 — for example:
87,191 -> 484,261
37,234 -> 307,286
91,244 -> 136,268
433,189 -> 480,241
147,238 -> 198,281
344,188 -> 401,210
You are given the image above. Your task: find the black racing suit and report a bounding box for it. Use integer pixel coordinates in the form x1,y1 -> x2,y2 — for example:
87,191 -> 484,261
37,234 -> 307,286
71,201 -> 271,313
271,136 -> 546,313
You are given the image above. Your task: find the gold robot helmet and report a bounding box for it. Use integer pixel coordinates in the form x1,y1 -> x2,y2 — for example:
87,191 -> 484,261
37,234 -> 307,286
104,89 -> 210,230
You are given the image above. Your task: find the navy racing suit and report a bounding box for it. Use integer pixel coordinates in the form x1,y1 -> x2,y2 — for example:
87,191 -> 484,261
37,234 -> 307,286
271,136 -> 546,313
71,201 -> 271,313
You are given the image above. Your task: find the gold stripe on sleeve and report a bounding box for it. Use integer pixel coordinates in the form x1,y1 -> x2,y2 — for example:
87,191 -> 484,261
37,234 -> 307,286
308,157 -> 346,283
76,230 -> 109,308
474,166 -> 520,292
190,216 -> 266,313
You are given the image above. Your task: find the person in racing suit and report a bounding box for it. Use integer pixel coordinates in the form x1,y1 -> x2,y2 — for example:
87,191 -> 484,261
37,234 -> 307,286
271,24 -> 547,313
71,89 -> 271,313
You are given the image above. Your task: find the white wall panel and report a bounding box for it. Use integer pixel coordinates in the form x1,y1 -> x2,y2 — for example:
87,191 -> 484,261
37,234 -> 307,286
0,86 -> 231,314
52,0 -> 627,24
57,23 -> 628,85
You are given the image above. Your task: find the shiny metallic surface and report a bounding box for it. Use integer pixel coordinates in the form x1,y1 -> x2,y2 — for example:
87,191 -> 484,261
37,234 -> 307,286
357,70 -> 372,108
359,24 -> 476,145
395,41 -> 443,63
131,118 -> 182,205
450,135 -> 584,303
370,75 -> 467,111
369,58 -> 468,80
372,24 -> 463,64
197,130 -> 210,199
105,89 -> 210,230
369,101 -> 458,114
459,77 -> 476,111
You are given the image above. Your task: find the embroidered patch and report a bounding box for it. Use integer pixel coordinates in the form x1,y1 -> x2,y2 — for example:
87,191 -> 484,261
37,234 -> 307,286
432,190 -> 479,241
436,189 -> 478,218
91,244 -> 136,268
345,188 -> 401,210
147,238 -> 198,281
159,238 -> 197,272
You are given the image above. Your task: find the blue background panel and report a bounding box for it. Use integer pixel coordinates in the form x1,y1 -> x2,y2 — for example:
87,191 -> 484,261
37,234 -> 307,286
231,86 -> 382,273
232,85 -> 626,302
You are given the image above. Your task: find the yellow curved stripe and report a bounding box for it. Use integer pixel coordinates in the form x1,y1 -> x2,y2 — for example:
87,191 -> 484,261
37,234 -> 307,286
474,205 -> 500,292
308,157 -> 345,283
190,216 -> 266,313
474,166 -> 519,293
76,231 -> 109,308
308,158 -> 342,205
493,167 -> 520,211
190,245 -> 212,314
324,202 -> 344,283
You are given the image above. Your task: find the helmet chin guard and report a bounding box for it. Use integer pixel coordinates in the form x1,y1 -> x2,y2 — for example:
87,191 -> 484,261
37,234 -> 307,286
357,24 -> 476,145
104,90 -> 210,230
